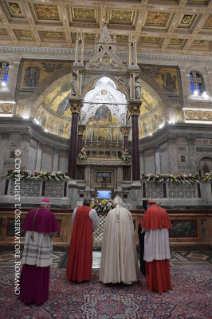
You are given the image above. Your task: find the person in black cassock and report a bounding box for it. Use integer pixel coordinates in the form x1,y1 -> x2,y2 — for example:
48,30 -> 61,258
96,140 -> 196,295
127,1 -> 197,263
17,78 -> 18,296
138,200 -> 148,276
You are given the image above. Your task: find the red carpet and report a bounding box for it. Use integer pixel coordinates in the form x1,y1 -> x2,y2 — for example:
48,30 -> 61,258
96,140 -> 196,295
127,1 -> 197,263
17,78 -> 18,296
1,267 -> 212,318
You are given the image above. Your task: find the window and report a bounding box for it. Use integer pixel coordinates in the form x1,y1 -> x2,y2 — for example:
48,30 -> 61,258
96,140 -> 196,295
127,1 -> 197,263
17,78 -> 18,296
0,62 -> 9,86
189,71 -> 204,94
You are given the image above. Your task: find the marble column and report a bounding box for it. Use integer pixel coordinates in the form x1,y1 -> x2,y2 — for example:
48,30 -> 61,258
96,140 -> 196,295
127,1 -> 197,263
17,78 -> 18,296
155,145 -> 161,174
35,142 -> 43,171
77,125 -> 86,154
53,148 -> 59,172
128,102 -> 142,181
121,126 -> 131,150
167,137 -> 178,174
140,150 -> 145,175
20,128 -> 32,169
68,99 -> 82,179
187,137 -> 196,174
0,132 -> 10,175
206,67 -> 212,102
179,65 -> 190,109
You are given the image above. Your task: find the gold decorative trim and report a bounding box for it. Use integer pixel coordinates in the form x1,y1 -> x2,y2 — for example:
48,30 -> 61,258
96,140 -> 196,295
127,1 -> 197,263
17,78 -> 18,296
128,103 -> 141,116
70,100 -> 82,114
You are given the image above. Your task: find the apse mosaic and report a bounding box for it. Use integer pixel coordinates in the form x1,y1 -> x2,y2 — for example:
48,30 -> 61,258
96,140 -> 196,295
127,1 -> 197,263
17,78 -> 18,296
84,106 -> 121,143
15,59 -> 72,98
14,57 -> 183,140
139,65 -> 181,96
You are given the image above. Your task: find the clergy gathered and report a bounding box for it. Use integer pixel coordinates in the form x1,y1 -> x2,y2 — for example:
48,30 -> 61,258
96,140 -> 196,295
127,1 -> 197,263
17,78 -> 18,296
20,196 -> 172,305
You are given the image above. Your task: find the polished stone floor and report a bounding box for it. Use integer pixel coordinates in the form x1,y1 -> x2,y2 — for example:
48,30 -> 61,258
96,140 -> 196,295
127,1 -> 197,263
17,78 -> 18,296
0,250 -> 211,269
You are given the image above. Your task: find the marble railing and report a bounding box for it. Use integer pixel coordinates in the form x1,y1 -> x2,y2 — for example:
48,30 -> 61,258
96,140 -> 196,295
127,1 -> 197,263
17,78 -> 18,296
141,181 -> 212,206
0,209 -> 211,250
0,178 -> 69,206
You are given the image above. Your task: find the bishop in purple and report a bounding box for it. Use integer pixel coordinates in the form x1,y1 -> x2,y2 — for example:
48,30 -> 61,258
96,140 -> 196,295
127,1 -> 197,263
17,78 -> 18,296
20,198 -> 60,305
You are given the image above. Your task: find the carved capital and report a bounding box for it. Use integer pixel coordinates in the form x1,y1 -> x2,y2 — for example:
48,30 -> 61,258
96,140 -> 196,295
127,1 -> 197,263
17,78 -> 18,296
69,99 -> 82,114
128,102 -> 142,116
154,145 -> 160,152
53,148 -> 60,155
0,131 -> 10,139
121,126 -> 131,137
20,128 -> 32,141
167,137 -> 177,145
187,137 -> 195,145
78,124 -> 86,135
38,142 -> 43,150
206,67 -> 212,74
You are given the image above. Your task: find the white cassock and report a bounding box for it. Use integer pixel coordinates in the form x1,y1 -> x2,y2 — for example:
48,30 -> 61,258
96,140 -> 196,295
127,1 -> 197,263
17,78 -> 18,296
99,204 -> 139,284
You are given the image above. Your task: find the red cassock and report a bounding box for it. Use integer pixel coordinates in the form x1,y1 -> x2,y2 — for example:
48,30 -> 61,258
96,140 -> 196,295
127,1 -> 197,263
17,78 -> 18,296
141,205 -> 172,293
66,205 -> 93,282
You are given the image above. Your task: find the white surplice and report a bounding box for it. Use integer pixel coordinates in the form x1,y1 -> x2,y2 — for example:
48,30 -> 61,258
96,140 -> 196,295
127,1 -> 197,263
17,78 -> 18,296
99,204 -> 139,284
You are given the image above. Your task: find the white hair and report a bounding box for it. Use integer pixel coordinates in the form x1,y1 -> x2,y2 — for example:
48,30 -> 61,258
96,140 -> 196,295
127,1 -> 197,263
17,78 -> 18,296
41,202 -> 51,206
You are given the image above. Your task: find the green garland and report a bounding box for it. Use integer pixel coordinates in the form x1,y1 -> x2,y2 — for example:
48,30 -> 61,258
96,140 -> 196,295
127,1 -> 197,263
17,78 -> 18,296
141,173 -> 199,184
6,169 -> 70,181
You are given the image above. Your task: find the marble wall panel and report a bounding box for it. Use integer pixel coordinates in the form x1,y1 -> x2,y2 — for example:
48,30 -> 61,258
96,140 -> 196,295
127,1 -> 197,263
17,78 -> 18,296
59,156 -> 68,172
41,152 -> 53,171
145,154 -> 155,174
170,221 -> 197,237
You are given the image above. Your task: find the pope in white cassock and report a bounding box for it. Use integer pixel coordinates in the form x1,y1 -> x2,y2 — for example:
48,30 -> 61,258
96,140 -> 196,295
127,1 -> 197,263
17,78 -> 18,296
99,195 -> 139,284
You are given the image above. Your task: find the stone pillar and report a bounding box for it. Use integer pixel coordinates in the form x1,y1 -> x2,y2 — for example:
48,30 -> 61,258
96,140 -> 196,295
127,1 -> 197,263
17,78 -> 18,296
35,142 -> 43,171
179,65 -> 190,109
187,136 -> 196,174
128,102 -> 141,182
121,126 -> 131,150
0,132 -> 10,175
20,128 -> 32,169
155,145 -> 161,174
77,125 -> 86,154
167,137 -> 178,174
206,67 -> 212,103
53,148 -> 59,172
68,99 -> 82,179
140,150 -> 145,175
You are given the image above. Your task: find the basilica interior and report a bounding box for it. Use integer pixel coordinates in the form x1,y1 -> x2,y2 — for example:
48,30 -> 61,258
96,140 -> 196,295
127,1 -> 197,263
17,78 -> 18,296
0,0 -> 212,251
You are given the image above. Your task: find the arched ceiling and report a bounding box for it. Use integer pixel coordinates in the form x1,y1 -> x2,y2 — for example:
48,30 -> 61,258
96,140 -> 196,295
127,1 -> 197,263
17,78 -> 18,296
0,0 -> 212,56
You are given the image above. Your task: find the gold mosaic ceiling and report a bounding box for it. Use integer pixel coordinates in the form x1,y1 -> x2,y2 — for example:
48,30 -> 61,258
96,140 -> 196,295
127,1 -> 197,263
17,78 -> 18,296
0,0 -> 212,55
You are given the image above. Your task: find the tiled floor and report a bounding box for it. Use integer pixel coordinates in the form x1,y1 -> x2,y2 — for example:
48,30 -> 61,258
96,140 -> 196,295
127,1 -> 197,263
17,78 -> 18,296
1,250 -> 211,269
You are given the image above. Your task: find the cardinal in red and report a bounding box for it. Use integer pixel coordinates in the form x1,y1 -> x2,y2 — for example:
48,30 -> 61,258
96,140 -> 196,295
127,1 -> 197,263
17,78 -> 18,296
66,198 -> 99,282
140,199 -> 172,293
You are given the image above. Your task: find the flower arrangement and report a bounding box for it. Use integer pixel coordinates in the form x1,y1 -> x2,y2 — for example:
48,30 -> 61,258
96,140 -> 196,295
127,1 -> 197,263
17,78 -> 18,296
203,172 -> 212,182
90,198 -> 115,212
121,149 -> 131,161
6,169 -> 70,181
77,148 -> 87,160
141,173 -> 199,184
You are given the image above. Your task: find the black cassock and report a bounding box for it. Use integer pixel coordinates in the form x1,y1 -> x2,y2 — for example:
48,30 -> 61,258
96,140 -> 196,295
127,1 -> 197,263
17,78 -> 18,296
138,223 -> 146,276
